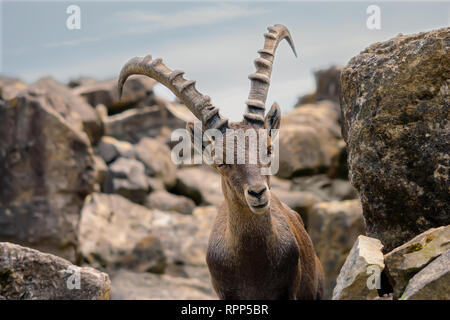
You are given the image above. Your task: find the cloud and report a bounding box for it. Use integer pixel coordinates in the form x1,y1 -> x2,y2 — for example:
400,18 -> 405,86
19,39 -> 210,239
113,3 -> 267,34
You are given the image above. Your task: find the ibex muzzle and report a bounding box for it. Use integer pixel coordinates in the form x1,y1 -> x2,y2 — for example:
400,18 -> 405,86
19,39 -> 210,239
119,24 -> 324,300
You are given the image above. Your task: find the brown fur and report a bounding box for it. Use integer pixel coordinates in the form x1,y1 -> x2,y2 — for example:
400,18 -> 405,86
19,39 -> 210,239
200,122 -> 324,300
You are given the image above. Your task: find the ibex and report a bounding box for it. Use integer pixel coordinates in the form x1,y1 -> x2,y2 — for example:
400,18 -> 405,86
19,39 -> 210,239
118,24 -> 324,300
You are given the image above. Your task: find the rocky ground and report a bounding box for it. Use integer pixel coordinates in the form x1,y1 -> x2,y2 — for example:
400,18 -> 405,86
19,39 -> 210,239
0,27 -> 448,300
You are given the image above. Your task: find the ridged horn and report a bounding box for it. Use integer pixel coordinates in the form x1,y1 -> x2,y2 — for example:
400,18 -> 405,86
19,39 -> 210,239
118,55 -> 228,132
244,24 -> 297,126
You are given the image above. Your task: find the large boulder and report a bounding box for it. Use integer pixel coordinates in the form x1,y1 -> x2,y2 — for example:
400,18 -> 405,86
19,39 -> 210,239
332,235 -> 385,300
340,28 -> 450,251
145,190 -> 195,215
72,76 -> 156,114
384,225 -> 450,298
0,242 -> 110,300
32,77 -> 102,144
151,206 -> 217,267
110,270 -> 215,300
134,137 -> 177,188
277,101 -> 345,178
172,167 -> 223,206
103,102 -> 189,143
400,249 -> 450,300
309,200 -> 366,298
78,193 -> 166,273
105,157 -> 149,204
0,88 -> 95,261
0,76 -> 27,100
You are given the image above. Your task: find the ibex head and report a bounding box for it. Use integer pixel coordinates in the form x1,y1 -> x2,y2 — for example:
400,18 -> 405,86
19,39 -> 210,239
118,24 -> 296,215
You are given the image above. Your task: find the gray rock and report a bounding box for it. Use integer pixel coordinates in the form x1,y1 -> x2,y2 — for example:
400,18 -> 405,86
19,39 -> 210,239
292,174 -> 358,202
0,242 -> 110,300
78,193 -> 166,273
271,187 -> 321,225
340,27 -> 450,251
104,105 -> 186,144
110,270 -> 215,300
93,155 -> 108,188
151,206 -> 216,267
67,77 -> 97,88
0,88 -> 95,261
146,190 -> 196,215
173,167 -> 223,206
97,136 -> 134,164
309,200 -> 366,299
134,137 -> 177,188
332,235 -> 384,300
72,76 -> 156,113
0,76 -> 27,100
401,250 -> 450,300
384,225 -> 450,298
32,77 -> 102,144
296,65 -> 343,106
105,157 -> 149,204
277,101 -> 345,178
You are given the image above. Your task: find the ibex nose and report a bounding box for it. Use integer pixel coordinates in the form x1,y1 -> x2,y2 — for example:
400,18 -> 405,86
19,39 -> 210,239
247,186 -> 267,199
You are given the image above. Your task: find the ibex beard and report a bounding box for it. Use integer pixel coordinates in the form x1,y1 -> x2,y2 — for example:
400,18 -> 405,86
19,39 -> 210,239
118,24 -> 324,300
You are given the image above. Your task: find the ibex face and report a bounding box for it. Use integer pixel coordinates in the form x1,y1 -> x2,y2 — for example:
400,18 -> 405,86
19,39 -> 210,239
187,106 -> 280,215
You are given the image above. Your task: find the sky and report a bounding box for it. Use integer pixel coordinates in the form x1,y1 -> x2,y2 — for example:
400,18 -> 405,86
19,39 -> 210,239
1,0 -> 449,121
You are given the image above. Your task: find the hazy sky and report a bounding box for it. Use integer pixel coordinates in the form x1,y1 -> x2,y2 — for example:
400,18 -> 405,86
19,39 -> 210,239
1,1 -> 449,120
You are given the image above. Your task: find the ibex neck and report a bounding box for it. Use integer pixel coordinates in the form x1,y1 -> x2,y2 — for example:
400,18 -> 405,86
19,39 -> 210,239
221,178 -> 275,244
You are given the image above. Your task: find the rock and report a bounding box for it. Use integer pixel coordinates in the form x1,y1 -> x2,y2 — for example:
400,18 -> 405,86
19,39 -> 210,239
271,188 -> 321,224
151,206 -> 216,267
309,200 -> 366,298
401,250 -> 450,300
332,235 -> 384,300
110,270 -> 215,300
105,157 -> 148,204
292,174 -> 358,202
0,88 -> 95,261
78,193 -> 166,273
147,177 -> 166,192
0,242 -> 110,300
0,76 -> 27,100
97,136 -> 134,164
313,65 -> 343,103
32,77 -> 102,144
146,190 -> 195,215
72,76 -> 156,114
93,155 -> 108,188
296,65 -> 343,106
67,77 -> 97,88
340,27 -> 450,251
103,97 -> 194,143
384,225 -> 450,298
172,167 -> 223,206
95,103 -> 108,121
134,137 -> 177,188
277,101 -> 345,178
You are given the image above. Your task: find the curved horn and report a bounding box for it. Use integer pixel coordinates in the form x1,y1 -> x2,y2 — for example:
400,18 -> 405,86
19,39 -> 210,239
118,55 -> 228,132
244,24 -> 297,126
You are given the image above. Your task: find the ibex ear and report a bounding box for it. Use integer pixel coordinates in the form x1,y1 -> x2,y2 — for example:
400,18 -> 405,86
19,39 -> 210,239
264,102 -> 281,137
